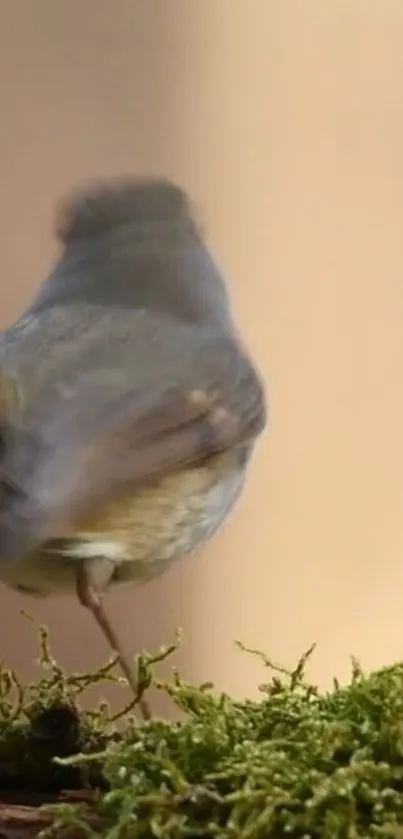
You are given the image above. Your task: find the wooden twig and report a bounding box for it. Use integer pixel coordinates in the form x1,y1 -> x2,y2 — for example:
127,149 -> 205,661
0,801 -> 102,839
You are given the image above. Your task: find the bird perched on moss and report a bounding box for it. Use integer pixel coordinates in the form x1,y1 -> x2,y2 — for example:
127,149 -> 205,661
0,176 -> 266,718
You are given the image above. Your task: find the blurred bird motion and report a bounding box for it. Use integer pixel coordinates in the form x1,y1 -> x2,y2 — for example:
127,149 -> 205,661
0,176 -> 267,719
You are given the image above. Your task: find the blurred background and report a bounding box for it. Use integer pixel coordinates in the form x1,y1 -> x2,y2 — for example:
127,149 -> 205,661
1,1 -> 403,714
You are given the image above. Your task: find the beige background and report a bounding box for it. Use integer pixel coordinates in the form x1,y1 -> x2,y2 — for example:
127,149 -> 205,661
1,0 -> 403,712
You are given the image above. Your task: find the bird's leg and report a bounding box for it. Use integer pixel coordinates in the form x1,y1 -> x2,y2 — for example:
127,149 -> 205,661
76,557 -> 151,721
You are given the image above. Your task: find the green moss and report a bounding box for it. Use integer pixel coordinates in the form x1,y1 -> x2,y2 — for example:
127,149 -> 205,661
2,623 -> 403,838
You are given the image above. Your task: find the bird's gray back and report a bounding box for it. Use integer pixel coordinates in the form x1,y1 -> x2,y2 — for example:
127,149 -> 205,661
0,303 -> 244,423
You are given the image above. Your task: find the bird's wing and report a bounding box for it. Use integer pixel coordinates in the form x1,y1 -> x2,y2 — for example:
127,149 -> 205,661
0,335 -> 266,557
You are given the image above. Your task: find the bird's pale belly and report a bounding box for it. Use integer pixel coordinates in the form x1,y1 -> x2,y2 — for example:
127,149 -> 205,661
3,449 -> 248,596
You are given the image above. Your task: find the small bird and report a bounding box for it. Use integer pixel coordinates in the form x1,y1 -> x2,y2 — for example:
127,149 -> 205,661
0,176 -> 267,718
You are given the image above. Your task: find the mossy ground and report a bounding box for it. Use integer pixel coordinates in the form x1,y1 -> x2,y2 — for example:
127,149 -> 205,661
1,621 -> 403,838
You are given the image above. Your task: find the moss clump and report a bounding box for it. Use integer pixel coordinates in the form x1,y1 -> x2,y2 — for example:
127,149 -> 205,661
1,625 -> 403,838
